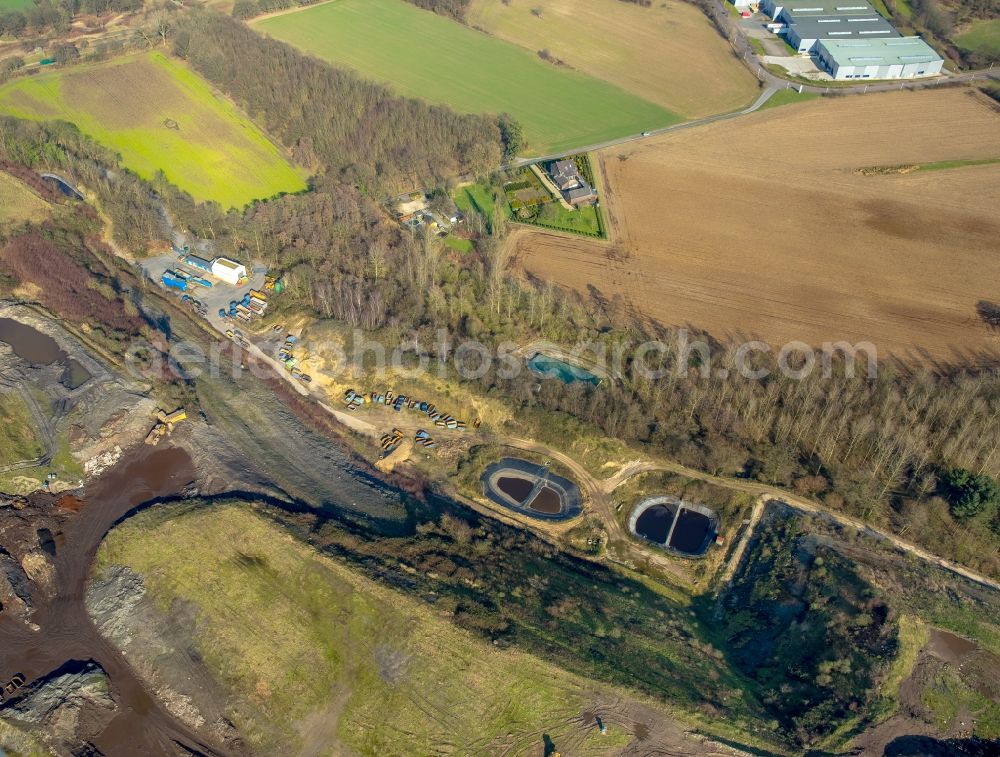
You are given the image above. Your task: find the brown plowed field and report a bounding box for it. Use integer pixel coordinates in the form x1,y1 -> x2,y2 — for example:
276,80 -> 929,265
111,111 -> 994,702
512,89 -> 1000,363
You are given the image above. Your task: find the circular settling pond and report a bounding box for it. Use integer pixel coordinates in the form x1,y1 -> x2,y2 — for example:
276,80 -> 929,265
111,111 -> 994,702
628,496 -> 718,558
481,458 -> 582,520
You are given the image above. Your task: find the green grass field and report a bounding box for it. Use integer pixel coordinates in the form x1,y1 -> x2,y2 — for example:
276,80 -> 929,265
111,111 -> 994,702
95,504 -> 645,754
0,52 -> 307,208
0,0 -> 34,11
0,388 -> 84,495
442,234 -> 473,253
956,19 -> 1000,59
254,0 -> 679,155
757,88 -> 820,111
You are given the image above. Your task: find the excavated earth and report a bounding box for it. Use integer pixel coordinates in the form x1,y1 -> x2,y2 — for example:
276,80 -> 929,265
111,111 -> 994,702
0,445 -> 233,756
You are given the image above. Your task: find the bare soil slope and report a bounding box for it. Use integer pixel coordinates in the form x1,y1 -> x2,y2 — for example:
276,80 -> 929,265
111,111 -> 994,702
512,90 -> 1000,362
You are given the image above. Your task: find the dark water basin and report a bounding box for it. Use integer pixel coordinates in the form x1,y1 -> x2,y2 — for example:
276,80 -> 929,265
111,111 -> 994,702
635,503 -> 676,544
62,358 -> 92,390
0,318 -> 63,364
668,508 -> 713,554
497,475 -> 535,504
0,317 -> 92,388
529,486 -> 561,514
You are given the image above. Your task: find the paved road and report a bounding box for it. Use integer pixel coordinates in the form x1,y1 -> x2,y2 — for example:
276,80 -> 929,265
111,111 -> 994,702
512,86 -> 780,168
512,0 -> 999,168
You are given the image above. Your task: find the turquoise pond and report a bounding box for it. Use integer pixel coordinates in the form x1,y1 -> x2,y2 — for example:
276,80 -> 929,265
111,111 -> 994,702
527,353 -> 600,385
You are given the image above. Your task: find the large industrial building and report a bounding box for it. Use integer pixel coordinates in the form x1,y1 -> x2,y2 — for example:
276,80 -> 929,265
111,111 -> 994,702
816,37 -> 945,78
211,257 -> 248,286
754,0 -> 943,79
784,3 -> 898,53
761,1 -> 898,53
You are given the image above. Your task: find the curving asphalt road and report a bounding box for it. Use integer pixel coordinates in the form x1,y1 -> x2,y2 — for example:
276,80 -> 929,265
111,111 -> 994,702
511,1 -> 999,169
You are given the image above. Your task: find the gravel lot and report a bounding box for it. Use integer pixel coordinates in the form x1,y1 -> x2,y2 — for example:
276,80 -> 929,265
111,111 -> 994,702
140,253 -> 268,333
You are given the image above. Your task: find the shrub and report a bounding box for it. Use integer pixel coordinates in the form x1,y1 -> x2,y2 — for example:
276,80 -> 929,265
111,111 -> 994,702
942,468 -> 1000,520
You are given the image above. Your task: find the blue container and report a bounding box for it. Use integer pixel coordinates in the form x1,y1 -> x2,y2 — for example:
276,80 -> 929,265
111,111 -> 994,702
161,270 -> 188,291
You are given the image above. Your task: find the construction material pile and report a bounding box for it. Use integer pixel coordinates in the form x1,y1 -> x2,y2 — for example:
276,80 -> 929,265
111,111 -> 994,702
221,288 -> 269,324
378,427 -> 436,457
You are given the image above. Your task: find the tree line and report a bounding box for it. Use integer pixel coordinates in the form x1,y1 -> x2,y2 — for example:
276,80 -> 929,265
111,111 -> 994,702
0,11 -> 997,578
0,0 -> 142,39
172,12 -> 510,195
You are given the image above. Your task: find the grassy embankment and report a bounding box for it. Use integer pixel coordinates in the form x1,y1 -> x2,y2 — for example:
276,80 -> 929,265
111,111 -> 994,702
0,389 -> 85,494
0,171 -> 49,227
757,88 -> 820,110
94,503 -> 759,754
0,52 -> 307,208
0,392 -> 44,465
956,19 -> 1000,59
253,0 -> 679,155
0,719 -> 52,757
917,156 -> 1000,171
922,663 -> 1000,736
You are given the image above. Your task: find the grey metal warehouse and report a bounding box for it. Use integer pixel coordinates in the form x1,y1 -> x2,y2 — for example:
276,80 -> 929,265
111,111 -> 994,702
765,0 -> 899,54
816,37 -> 945,78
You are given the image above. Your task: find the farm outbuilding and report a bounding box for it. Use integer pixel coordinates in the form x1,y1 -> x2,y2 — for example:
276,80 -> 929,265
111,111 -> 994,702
816,37 -> 944,78
211,257 -> 248,286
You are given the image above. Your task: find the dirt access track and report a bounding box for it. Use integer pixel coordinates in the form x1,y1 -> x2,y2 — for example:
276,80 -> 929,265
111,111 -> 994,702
512,89 -> 1000,363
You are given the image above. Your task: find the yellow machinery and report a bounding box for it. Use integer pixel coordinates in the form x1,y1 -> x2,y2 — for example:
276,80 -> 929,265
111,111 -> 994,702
145,408 -> 187,446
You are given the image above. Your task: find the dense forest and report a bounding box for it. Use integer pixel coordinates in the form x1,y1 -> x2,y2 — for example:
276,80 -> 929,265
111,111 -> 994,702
173,12 -> 509,194
230,0 -> 323,21
0,117 -> 167,251
1,6 -> 998,582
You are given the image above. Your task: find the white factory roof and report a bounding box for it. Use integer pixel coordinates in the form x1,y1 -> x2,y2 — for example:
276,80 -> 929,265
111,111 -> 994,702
818,36 -> 942,66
